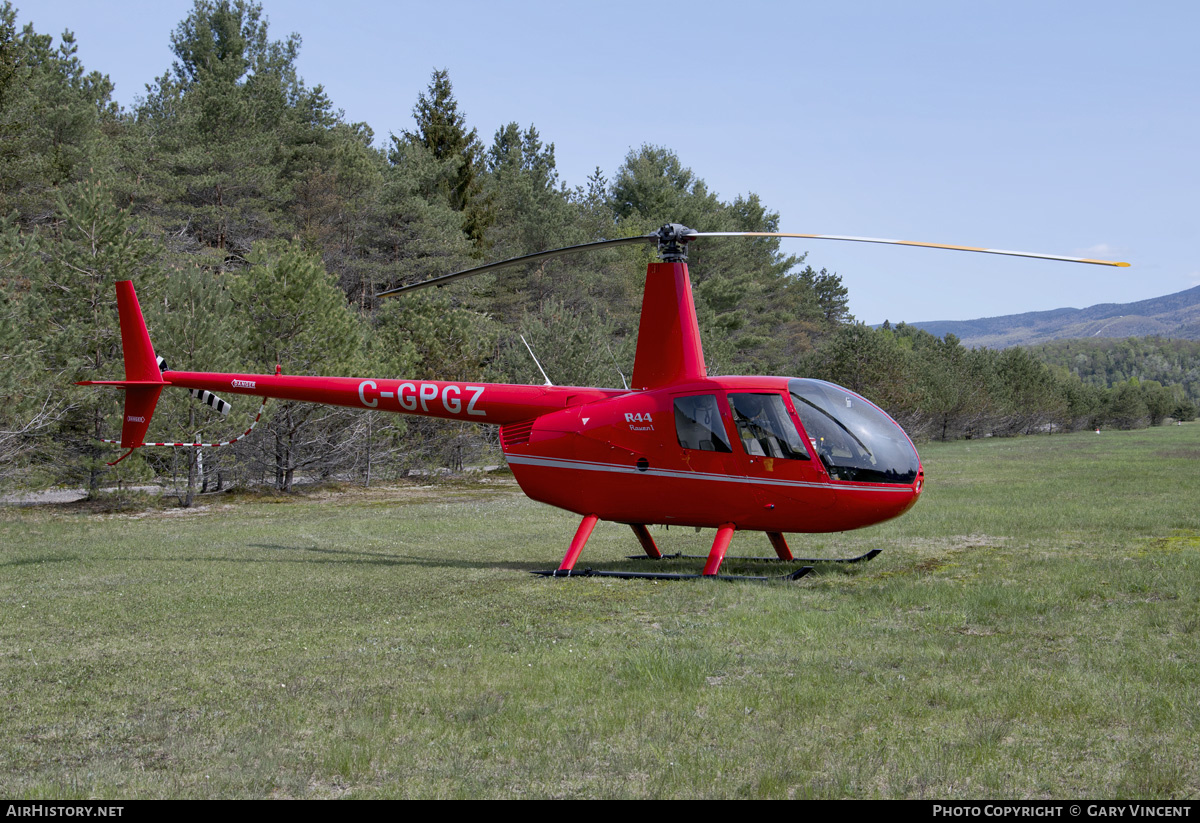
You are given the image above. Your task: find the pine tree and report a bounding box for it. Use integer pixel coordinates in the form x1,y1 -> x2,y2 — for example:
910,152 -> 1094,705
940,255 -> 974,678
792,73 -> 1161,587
0,219 -> 59,487
396,69 -> 491,244
0,6 -> 118,222
233,239 -> 362,490
37,180 -> 164,493
135,0 -> 339,259
146,266 -> 243,505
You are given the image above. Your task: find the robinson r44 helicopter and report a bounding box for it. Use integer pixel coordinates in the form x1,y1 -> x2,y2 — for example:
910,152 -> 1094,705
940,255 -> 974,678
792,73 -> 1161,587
83,224 -> 1128,581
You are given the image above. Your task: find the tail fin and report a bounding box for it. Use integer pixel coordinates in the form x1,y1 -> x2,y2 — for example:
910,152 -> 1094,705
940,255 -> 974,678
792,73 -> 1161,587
78,280 -> 168,450
116,280 -> 160,384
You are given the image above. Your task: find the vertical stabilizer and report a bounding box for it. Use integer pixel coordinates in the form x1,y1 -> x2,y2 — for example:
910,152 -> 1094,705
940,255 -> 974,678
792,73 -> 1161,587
114,281 -> 165,448
77,281 -> 168,450
118,386 -> 164,449
116,280 -> 161,383
630,261 -> 707,390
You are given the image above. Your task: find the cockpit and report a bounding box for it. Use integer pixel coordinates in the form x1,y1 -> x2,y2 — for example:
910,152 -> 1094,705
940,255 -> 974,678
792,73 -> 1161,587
672,379 -> 920,486
787,378 -> 920,484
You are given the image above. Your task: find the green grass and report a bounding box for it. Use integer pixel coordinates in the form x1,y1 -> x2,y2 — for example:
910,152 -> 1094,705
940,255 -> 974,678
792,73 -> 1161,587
2,425 -> 1199,798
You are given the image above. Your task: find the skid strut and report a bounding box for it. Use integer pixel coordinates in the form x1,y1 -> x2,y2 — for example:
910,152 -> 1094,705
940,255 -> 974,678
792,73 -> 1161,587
629,523 -> 662,559
557,514 -> 599,573
767,531 -> 793,560
702,523 -> 735,576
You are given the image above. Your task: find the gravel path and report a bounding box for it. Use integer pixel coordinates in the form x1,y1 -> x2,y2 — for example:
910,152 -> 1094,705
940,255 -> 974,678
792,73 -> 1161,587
0,486 -> 162,505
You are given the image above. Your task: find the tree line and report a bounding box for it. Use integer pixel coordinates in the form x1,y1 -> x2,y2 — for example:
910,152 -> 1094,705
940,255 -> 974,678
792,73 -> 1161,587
1031,337 -> 1200,412
813,322 -> 1197,443
0,0 -> 1192,501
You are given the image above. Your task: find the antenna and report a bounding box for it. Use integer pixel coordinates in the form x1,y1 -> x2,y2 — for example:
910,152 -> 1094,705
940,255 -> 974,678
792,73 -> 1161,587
604,340 -> 629,391
520,335 -> 554,387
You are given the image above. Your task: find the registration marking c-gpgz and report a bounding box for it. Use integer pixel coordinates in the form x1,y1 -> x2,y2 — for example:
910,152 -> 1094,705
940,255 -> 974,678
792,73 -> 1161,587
358,380 -> 486,417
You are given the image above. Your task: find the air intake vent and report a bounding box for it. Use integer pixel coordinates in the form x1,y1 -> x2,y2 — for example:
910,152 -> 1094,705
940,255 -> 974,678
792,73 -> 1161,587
500,419 -> 535,449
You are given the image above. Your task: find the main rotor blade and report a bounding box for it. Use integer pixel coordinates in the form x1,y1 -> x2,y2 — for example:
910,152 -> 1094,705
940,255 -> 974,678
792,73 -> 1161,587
691,232 -> 1130,267
380,225 -> 1129,297
378,234 -> 656,298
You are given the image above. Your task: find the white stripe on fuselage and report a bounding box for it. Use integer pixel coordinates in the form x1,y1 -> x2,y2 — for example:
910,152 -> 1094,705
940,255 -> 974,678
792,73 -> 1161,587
504,454 -> 914,492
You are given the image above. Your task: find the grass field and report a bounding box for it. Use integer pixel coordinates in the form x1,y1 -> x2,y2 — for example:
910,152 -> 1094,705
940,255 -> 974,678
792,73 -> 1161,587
2,425 -> 1198,798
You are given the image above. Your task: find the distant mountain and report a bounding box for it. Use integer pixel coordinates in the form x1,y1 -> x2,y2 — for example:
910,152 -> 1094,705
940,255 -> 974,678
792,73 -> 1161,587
907,285 -> 1200,348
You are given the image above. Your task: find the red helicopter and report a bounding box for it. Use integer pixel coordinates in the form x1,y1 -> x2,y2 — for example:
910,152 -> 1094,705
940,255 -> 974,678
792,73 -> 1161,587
83,224 -> 1128,580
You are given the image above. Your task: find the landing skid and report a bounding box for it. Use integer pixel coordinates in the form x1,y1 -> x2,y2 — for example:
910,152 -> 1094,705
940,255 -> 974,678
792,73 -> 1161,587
531,566 -> 814,582
626,548 -> 883,565
541,518 -> 867,582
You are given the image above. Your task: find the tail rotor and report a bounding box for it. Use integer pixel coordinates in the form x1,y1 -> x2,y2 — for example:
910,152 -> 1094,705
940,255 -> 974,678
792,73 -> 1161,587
156,356 -> 231,417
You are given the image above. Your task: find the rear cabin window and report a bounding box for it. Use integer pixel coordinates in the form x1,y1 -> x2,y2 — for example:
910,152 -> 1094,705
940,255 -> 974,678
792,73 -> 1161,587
674,395 -> 732,452
728,393 -> 810,460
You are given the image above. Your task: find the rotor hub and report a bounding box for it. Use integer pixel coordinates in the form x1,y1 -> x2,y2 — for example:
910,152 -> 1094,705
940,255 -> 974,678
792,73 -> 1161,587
655,223 -> 697,262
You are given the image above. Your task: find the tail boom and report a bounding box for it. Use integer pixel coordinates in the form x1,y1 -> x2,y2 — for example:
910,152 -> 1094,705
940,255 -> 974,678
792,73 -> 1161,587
82,281 -> 628,458
160,370 -> 625,426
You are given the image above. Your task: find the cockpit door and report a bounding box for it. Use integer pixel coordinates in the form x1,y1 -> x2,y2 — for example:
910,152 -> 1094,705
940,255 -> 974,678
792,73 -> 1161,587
726,390 -> 838,514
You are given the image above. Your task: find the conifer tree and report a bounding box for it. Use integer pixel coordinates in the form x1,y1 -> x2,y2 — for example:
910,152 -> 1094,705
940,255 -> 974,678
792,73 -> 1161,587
396,69 -> 491,244
0,5 -> 118,222
136,0 -> 338,258
38,180 -> 164,492
233,239 -> 362,490
146,266 -> 242,504
0,219 -> 58,486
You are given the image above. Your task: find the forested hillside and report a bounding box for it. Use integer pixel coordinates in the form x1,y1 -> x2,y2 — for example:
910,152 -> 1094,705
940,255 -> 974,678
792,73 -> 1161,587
1032,337 -> 1200,407
1,1 -> 1193,499
911,285 -> 1200,348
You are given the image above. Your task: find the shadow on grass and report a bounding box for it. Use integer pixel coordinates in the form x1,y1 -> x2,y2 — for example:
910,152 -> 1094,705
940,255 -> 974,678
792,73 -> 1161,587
0,554 -> 79,568
242,542 -> 550,573
152,542 -> 868,580
103,540 -> 902,580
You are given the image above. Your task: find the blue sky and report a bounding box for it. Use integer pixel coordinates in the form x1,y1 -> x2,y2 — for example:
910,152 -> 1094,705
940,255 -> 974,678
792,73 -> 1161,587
24,0 -> 1199,325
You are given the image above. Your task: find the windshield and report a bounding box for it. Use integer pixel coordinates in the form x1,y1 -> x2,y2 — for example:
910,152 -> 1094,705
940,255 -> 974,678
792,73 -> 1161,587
788,379 -> 919,484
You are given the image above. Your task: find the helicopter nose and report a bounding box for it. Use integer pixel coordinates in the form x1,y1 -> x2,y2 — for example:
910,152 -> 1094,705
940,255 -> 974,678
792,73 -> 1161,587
890,469 -> 924,520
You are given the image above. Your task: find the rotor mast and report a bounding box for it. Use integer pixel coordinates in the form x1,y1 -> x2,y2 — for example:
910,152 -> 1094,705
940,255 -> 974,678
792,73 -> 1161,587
630,225 -> 707,390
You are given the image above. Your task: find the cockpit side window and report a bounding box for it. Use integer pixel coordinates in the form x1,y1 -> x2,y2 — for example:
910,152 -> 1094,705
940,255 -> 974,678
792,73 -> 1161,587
728,393 -> 811,460
674,394 -> 732,453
